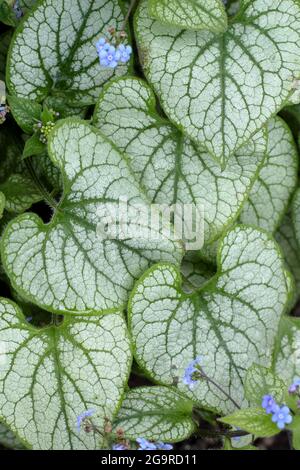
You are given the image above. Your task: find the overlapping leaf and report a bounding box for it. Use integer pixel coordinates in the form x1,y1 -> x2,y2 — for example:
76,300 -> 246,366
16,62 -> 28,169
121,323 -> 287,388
148,0 -> 227,33
239,117 -> 298,233
94,77 -> 267,245
0,128 -> 42,212
7,0 -> 130,106
1,119 -> 182,314
129,225 -> 290,414
113,386 -> 196,442
275,211 -> 300,307
135,0 -> 300,165
273,316 -> 300,388
0,297 -> 132,449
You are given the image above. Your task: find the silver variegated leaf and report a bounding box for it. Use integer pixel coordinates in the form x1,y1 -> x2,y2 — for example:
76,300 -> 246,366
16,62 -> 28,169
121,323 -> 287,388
113,386 -> 196,442
94,77 -> 267,245
129,225 -> 290,414
148,0 -> 227,33
7,0 -> 130,106
135,0 -> 300,165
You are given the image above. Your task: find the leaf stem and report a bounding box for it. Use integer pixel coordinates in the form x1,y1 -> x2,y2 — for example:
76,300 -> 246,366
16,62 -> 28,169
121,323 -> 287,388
121,0 -> 138,31
25,157 -> 58,209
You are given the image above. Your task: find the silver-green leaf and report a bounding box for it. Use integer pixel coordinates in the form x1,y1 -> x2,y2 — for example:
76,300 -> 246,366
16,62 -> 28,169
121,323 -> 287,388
0,297 -> 132,449
135,0 -> 300,165
1,119 -> 182,314
129,225 -> 290,414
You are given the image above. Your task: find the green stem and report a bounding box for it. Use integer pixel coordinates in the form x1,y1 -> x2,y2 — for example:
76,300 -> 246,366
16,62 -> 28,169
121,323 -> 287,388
25,157 -> 58,209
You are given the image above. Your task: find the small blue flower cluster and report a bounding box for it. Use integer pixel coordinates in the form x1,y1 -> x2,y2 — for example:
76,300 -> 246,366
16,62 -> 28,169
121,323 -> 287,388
96,37 -> 132,69
136,438 -> 173,451
262,395 -> 292,430
183,356 -> 203,390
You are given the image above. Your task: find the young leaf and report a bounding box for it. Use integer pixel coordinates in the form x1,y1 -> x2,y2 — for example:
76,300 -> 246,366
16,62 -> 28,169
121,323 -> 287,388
22,134 -> 46,159
0,127 -> 42,213
148,0 -> 227,33
7,0 -> 131,107
7,95 -> 42,134
94,77 -> 267,245
220,408 -> 279,438
1,119 -> 182,315
135,0 -> 300,166
275,211 -> 300,307
113,386 -> 196,442
239,117 -> 298,233
0,297 -> 132,450
128,225 -> 290,413
244,364 -> 286,406
273,316 -> 300,385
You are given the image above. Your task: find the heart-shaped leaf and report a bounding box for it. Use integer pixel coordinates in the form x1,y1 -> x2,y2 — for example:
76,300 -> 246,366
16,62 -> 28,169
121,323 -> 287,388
244,364 -> 286,406
113,386 -> 196,442
1,119 -> 182,314
275,211 -> 300,307
94,77 -> 267,244
181,252 -> 215,293
220,408 -> 279,438
239,117 -> 298,233
148,0 -> 227,33
135,0 -> 300,165
129,225 -> 290,413
0,297 -> 132,449
7,0 -> 131,107
273,316 -> 300,385
0,192 -> 5,219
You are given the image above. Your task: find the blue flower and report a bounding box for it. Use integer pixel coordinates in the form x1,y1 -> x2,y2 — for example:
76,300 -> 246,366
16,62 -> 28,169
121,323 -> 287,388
76,409 -> 95,432
156,441 -> 173,450
117,44 -> 132,64
271,405 -> 293,430
261,395 -> 277,414
98,44 -> 120,68
136,437 -> 157,450
183,356 -> 202,390
288,377 -> 300,394
112,443 -> 128,450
